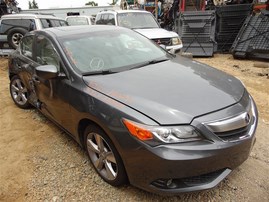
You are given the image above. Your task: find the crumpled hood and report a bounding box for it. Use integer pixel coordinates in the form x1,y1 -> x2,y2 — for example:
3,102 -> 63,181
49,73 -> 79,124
134,28 -> 179,39
83,57 -> 244,125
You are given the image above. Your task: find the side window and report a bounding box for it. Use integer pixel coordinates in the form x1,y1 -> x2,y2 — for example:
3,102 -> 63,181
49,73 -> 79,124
50,20 -> 68,27
20,35 -> 34,59
1,19 -> 32,33
36,35 -> 60,70
95,14 -> 102,24
96,14 -> 109,24
102,14 -> 109,24
40,19 -> 53,28
107,14 -> 115,25
29,19 -> 36,31
59,20 -> 68,26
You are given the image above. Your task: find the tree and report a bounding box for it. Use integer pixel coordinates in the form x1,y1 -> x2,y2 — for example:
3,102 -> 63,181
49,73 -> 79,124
32,0 -> 38,8
85,1 -> 98,6
28,0 -> 38,9
110,0 -> 118,5
28,1 -> 32,9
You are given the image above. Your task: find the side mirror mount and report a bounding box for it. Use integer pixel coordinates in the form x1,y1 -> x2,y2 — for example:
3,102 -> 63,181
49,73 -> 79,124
36,65 -> 58,80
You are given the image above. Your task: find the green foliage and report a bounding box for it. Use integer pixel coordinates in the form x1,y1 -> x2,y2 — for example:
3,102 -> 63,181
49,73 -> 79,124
28,0 -> 38,9
85,1 -> 98,6
110,0 -> 118,5
28,1 -> 32,9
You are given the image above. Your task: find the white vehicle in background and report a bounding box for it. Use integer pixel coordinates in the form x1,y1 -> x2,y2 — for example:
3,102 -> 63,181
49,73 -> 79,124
95,10 -> 183,53
65,15 -> 95,26
0,13 -> 67,48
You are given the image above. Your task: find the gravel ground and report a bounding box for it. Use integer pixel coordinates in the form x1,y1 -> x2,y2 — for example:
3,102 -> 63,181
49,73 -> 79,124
0,55 -> 269,202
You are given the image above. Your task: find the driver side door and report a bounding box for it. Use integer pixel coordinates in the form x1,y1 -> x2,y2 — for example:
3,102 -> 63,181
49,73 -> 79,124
33,34 -> 73,131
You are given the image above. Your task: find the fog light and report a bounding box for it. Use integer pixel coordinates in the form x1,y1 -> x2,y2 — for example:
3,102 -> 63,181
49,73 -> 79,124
166,179 -> 176,188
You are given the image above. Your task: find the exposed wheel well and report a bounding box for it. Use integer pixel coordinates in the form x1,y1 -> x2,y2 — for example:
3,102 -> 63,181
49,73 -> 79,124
78,119 -> 91,148
9,73 -> 16,80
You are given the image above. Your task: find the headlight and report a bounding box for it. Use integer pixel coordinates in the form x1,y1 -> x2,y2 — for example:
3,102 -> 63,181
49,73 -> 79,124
123,119 -> 203,145
171,37 -> 182,45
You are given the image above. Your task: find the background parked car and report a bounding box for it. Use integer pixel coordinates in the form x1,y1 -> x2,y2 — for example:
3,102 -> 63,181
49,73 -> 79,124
0,13 -> 68,48
95,10 -> 183,53
65,15 -> 95,26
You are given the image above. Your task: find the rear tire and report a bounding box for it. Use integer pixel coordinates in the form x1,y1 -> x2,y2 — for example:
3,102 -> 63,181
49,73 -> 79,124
84,125 -> 128,186
7,28 -> 28,49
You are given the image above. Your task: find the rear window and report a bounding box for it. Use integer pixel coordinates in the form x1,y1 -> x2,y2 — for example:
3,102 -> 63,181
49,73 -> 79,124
40,19 -> 68,28
66,17 -> 89,26
52,20 -> 68,27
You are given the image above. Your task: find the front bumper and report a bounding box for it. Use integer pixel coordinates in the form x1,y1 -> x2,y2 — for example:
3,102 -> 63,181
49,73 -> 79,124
166,44 -> 183,53
125,134 -> 256,195
121,93 -> 258,195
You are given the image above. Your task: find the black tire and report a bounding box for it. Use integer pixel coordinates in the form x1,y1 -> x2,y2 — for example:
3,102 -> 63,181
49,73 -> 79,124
84,125 -> 128,186
10,75 -> 31,109
7,28 -> 28,49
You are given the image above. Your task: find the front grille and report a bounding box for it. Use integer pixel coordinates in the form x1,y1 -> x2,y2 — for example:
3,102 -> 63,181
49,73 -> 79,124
204,92 -> 256,142
215,124 -> 251,141
152,38 -> 171,46
180,169 -> 225,187
151,169 -> 227,189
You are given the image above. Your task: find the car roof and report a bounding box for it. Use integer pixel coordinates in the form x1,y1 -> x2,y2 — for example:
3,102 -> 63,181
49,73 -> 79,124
66,15 -> 93,18
1,13 -> 64,20
36,25 -> 129,38
98,9 -> 150,14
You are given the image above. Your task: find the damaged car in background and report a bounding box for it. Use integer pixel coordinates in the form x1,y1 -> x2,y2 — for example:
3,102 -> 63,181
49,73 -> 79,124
8,25 -> 258,195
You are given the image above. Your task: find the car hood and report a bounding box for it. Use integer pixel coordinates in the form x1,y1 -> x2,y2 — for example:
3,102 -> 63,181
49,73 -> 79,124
134,28 -> 179,39
83,57 -> 244,125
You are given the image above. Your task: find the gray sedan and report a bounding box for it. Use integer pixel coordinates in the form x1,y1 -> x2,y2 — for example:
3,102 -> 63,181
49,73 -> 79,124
8,25 -> 258,195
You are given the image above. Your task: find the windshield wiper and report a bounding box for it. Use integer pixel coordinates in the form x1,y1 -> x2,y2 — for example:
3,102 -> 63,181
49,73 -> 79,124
130,58 -> 169,70
148,58 -> 169,64
82,69 -> 116,76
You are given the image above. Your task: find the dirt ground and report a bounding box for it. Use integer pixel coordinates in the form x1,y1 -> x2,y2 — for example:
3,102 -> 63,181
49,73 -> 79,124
0,54 -> 268,202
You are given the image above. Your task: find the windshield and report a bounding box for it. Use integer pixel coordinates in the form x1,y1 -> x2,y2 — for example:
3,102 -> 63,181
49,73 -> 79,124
60,29 -> 168,74
118,12 -> 159,29
66,17 -> 89,25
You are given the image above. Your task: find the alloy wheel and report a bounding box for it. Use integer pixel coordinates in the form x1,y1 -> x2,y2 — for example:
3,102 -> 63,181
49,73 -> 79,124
86,132 -> 118,181
10,77 -> 28,106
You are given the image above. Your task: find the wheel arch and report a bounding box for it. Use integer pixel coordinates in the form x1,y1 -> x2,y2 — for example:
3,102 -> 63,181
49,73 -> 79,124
78,118 -> 118,150
7,27 -> 28,36
78,118 -> 96,148
77,118 -> 130,183
9,72 -> 17,80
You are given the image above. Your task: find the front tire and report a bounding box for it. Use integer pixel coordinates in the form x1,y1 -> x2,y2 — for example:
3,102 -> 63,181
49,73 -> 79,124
84,125 -> 128,186
10,75 -> 31,109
